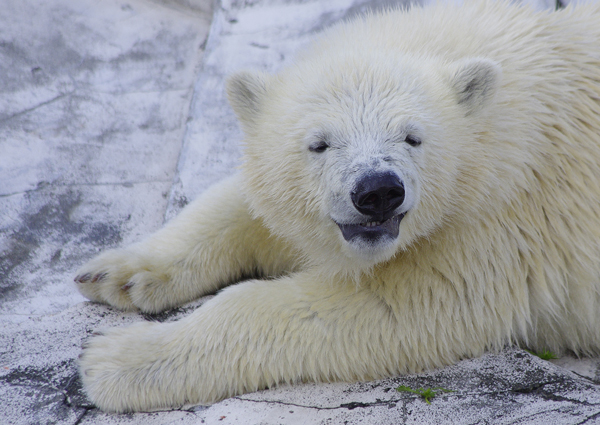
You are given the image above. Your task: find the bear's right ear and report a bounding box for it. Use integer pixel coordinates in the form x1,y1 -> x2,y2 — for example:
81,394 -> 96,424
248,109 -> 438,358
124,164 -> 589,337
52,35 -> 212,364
226,71 -> 270,128
448,58 -> 501,116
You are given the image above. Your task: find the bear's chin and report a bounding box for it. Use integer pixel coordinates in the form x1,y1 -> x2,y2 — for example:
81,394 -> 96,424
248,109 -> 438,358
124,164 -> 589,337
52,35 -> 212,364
336,213 -> 405,250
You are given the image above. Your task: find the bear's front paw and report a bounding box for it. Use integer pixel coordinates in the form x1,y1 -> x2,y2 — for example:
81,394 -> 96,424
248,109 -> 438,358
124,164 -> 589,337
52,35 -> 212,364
79,323 -> 190,412
75,249 -> 171,312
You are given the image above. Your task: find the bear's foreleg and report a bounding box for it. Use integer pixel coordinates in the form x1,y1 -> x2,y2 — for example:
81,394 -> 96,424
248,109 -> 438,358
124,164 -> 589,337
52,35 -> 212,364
80,271 -> 418,413
74,173 -> 298,313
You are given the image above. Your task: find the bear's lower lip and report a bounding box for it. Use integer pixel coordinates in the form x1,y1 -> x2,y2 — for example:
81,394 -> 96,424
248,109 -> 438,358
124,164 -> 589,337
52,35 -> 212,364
336,213 -> 405,242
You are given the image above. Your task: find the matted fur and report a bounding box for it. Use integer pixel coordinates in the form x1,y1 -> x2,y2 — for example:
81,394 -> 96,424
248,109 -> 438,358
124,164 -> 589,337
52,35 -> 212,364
76,0 -> 600,413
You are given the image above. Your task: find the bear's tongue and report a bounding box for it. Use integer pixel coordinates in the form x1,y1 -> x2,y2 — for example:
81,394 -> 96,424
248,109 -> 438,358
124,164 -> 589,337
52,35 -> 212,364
337,214 -> 404,242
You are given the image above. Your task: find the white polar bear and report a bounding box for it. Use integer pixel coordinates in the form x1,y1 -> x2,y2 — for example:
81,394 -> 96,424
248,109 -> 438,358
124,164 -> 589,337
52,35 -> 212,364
75,0 -> 600,413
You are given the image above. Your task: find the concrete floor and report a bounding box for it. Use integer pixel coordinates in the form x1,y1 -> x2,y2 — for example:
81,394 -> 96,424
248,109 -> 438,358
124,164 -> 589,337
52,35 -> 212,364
2,0 -> 600,424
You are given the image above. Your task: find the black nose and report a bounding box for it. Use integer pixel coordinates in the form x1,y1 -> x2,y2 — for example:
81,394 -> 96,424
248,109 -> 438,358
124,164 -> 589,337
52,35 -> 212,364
351,172 -> 405,217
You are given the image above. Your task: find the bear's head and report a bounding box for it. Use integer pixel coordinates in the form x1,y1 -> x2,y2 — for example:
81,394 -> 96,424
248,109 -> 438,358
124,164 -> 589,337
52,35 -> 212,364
228,49 -> 501,276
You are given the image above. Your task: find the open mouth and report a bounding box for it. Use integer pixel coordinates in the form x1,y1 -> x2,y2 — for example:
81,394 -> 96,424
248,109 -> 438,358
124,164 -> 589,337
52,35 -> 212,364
336,213 -> 405,242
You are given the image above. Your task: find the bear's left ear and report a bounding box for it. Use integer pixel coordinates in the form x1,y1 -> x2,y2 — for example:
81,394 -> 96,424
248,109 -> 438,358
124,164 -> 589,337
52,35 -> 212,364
226,70 -> 270,128
448,58 -> 501,116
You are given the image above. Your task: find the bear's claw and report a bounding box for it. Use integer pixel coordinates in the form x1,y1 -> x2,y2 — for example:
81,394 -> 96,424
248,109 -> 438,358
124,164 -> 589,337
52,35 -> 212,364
121,282 -> 134,291
75,273 -> 91,283
91,273 -> 108,283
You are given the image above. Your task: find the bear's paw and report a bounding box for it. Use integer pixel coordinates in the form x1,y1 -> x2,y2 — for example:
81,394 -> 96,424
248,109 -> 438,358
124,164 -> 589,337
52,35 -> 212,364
74,249 -> 172,312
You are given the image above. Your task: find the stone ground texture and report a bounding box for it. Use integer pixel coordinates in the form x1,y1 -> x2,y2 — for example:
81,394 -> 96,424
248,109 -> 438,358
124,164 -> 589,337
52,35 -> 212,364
1,0 -> 600,424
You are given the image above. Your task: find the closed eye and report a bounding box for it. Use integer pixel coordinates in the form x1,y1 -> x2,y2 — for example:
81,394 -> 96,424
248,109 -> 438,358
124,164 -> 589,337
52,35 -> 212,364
309,140 -> 329,153
404,135 -> 421,147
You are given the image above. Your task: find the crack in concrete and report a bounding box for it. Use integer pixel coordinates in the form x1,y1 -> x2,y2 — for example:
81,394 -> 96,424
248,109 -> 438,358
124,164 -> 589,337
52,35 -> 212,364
510,379 -> 566,395
72,407 -> 93,425
63,400 -> 200,424
575,410 -> 600,425
237,394 -> 426,411
537,391 -> 600,406
0,92 -> 73,124
234,396 -> 350,411
234,378 -> 600,415
569,370 -> 600,385
508,379 -> 600,406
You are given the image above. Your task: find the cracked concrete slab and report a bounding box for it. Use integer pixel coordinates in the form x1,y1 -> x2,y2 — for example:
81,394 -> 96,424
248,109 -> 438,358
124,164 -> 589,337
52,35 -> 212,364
204,348 -> 600,424
2,0 -> 600,424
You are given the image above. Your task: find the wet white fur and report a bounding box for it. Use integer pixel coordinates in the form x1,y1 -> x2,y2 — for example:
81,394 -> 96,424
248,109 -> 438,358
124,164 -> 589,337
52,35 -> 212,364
76,0 -> 600,413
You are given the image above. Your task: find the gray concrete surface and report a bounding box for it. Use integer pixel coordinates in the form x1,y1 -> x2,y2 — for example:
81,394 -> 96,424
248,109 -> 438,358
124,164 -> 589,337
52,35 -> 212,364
2,0 -> 600,424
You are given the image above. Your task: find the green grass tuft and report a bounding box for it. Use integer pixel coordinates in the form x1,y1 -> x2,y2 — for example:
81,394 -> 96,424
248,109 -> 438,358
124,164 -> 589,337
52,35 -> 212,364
396,385 -> 454,404
525,349 -> 559,360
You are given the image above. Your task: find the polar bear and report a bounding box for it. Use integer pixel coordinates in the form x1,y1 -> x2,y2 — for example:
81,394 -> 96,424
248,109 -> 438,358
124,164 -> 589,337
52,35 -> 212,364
75,0 -> 600,413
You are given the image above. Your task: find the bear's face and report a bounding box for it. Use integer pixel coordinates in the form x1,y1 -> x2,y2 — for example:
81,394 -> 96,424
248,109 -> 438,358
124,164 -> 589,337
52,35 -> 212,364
229,52 -> 501,273
295,67 -> 428,264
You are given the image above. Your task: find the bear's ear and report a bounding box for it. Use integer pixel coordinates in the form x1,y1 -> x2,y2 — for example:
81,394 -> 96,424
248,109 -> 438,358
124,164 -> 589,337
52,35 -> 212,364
448,58 -> 501,116
226,70 -> 270,128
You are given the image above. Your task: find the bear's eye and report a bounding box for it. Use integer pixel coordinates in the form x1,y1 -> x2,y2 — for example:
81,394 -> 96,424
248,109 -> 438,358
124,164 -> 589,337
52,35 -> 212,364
404,134 -> 422,147
309,140 -> 329,153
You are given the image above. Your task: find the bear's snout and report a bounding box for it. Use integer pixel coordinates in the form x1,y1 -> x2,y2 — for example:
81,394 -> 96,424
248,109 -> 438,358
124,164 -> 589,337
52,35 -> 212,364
351,172 -> 405,219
